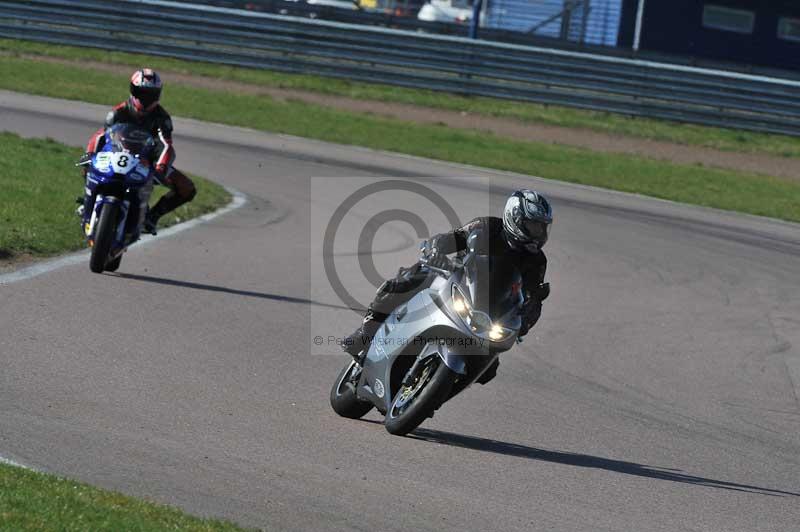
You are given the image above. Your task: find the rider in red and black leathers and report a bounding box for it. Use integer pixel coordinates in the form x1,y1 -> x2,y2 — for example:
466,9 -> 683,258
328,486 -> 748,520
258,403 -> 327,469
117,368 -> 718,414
82,69 -> 196,234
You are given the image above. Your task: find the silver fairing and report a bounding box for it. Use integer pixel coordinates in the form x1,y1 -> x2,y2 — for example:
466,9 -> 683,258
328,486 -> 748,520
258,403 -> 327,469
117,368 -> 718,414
356,264 -> 521,414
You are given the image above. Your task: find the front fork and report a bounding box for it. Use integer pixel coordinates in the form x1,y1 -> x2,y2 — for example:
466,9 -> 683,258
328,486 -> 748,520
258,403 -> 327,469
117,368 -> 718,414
84,194 -> 128,248
412,342 -> 499,391
83,185 -> 150,245
401,341 -> 468,389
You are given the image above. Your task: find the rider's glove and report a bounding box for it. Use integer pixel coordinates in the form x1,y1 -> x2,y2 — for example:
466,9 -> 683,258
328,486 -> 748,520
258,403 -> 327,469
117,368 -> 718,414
533,282 -> 550,301
428,253 -> 451,271
519,290 -> 546,339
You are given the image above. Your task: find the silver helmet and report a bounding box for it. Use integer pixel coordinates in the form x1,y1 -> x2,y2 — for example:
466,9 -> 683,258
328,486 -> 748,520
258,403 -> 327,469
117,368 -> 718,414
503,189 -> 552,252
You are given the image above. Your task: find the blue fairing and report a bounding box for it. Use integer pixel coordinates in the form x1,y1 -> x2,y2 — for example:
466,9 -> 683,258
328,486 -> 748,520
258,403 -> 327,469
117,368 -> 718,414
84,124 -> 156,250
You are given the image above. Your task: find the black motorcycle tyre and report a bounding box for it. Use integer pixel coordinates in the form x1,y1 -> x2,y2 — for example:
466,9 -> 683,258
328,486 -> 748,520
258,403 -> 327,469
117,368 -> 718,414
90,202 -> 119,274
385,358 -> 456,436
330,360 -> 374,419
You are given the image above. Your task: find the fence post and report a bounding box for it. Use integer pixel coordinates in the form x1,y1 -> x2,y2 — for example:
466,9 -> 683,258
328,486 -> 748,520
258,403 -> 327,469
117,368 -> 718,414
469,0 -> 482,39
633,0 -> 646,51
560,0 -> 574,41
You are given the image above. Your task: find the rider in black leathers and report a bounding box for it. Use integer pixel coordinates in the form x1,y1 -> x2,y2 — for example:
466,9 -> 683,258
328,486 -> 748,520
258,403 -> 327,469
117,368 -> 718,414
343,189 -> 553,382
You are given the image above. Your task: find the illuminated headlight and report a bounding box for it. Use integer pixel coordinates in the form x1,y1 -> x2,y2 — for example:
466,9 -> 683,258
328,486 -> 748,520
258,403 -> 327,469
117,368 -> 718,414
488,324 -> 514,342
451,285 -> 471,319
451,285 -> 515,342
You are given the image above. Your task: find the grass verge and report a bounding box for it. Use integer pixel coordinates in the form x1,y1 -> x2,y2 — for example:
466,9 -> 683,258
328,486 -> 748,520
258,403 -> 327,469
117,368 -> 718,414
0,53 -> 799,223
2,37 -> 800,158
0,132 -> 231,260
0,462 -> 249,531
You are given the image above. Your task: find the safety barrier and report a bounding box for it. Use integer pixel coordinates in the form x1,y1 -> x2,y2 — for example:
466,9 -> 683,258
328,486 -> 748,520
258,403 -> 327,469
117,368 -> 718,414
3,0 -> 800,136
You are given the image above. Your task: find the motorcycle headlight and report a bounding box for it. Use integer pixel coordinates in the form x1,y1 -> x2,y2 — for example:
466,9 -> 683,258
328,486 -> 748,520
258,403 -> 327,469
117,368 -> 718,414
451,285 -> 471,319
451,285 -> 515,342
488,324 -> 515,342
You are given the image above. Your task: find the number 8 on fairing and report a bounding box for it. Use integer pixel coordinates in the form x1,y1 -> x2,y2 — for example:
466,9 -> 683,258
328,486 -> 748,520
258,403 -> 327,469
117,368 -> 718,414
109,152 -> 135,174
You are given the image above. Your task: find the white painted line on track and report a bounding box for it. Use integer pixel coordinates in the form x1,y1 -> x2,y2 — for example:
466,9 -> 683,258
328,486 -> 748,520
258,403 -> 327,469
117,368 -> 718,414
0,455 -> 31,470
0,186 -> 247,286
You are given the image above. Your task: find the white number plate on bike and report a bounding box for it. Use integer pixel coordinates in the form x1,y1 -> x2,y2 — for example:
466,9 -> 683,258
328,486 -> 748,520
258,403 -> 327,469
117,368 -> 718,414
95,152 -> 136,175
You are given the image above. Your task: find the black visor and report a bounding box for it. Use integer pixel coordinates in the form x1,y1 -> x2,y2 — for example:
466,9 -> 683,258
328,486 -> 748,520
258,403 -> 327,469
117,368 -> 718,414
131,84 -> 161,106
521,219 -> 549,240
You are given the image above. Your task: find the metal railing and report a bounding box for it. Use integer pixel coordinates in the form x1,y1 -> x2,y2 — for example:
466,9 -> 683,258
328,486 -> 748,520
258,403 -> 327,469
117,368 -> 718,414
2,0 -> 800,136
173,0 -> 621,48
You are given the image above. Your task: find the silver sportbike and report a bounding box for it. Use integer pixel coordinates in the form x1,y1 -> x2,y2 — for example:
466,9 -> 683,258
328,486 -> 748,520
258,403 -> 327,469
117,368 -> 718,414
330,231 -> 525,436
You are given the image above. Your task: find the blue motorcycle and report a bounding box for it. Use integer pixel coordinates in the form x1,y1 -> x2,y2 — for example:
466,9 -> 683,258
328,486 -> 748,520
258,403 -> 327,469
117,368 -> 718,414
77,123 -> 156,273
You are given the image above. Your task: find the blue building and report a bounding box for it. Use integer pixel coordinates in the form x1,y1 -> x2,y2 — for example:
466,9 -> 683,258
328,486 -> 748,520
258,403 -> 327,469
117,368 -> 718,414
484,0 -> 624,46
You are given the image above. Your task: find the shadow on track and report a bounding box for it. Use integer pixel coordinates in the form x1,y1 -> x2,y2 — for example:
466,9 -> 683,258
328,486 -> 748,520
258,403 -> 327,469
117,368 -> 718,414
386,424 -> 799,497
114,272 -> 353,311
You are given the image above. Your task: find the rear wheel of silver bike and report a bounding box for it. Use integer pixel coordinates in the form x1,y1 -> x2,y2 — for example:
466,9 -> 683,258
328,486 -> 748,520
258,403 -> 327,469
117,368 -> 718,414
330,360 -> 373,419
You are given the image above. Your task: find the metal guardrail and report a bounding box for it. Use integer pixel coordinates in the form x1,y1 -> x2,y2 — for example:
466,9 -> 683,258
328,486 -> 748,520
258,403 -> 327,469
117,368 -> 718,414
170,0 -> 635,57
169,0 -> 800,81
180,0 -> 614,48
3,0 -> 800,136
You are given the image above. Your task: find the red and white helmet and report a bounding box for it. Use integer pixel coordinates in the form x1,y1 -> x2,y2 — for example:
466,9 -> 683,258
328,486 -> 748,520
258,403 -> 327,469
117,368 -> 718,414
129,68 -> 162,116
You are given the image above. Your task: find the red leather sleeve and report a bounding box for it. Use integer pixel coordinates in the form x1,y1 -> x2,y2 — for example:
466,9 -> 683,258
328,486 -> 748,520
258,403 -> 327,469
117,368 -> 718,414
85,127 -> 105,153
154,114 -> 175,171
154,134 -> 175,171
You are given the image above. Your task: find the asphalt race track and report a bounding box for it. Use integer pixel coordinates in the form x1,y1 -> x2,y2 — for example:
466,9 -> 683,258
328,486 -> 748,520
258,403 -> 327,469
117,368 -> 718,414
2,90 -> 800,531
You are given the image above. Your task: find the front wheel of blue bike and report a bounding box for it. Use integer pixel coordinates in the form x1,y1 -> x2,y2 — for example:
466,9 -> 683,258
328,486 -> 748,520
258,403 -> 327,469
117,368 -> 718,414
90,202 -> 119,274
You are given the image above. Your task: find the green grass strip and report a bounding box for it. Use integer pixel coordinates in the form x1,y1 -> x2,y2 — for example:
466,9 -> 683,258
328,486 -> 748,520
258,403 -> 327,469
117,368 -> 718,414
0,54 -> 799,224
0,462 -> 249,531
0,131 -> 231,259
3,37 -> 800,159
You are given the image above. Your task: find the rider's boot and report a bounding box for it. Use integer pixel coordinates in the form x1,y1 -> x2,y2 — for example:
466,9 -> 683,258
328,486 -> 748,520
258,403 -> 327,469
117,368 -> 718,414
74,196 -> 85,219
142,201 -> 167,235
342,308 -> 387,365
76,168 -> 90,221
76,194 -> 93,234
142,211 -> 159,235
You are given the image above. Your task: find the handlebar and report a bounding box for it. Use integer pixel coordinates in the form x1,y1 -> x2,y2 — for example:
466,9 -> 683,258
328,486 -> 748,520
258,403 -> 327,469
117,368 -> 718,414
419,239 -> 432,259
75,152 -> 92,167
419,256 -> 452,277
419,239 -> 468,277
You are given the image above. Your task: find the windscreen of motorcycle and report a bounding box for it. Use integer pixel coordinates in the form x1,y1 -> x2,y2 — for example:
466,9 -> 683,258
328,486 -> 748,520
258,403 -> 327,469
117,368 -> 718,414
108,124 -> 156,159
464,254 -> 523,324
